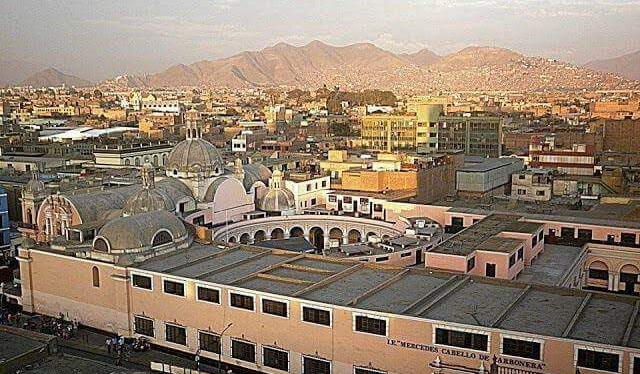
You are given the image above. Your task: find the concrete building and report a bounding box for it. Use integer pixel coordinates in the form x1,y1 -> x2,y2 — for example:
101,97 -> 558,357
0,186 -> 10,255
529,137 -> 595,176
415,151 -> 465,204
284,172 -> 330,212
93,142 -> 174,168
360,104 -> 442,152
437,113 -> 502,158
511,169 -> 554,202
456,158 -> 524,198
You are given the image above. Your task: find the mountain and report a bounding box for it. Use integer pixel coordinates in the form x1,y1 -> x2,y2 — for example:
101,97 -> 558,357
109,41 -> 640,92
19,68 -> 92,88
399,48 -> 441,66
585,50 -> 640,80
0,58 -> 44,86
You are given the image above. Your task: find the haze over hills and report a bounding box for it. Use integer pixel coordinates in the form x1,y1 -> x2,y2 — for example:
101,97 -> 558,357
109,41 -> 639,92
585,50 -> 640,80
0,58 -> 44,87
19,68 -> 92,88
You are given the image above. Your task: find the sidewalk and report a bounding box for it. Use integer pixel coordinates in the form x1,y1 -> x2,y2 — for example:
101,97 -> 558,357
64,328 -> 228,374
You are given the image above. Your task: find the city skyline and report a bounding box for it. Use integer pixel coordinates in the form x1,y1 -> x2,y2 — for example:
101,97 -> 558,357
2,0 -> 640,81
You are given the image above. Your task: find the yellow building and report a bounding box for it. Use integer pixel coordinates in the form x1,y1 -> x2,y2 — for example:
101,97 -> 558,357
361,102 -> 442,152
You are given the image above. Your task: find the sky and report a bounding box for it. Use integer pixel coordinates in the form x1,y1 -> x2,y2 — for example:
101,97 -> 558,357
1,0 -> 639,81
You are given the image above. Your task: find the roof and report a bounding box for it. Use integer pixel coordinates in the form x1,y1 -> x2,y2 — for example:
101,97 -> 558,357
458,158 -> 522,173
253,237 -> 316,253
130,244 -> 640,350
430,214 -> 540,256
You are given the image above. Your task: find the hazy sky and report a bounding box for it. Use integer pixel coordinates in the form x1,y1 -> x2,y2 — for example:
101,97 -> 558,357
2,0 -> 639,81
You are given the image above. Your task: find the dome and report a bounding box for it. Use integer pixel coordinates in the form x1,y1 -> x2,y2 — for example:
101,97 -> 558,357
242,163 -> 272,191
166,138 -> 224,177
123,162 -> 176,216
94,211 -> 189,252
255,170 -> 296,212
256,187 -> 296,212
24,174 -> 46,195
122,188 -> 174,216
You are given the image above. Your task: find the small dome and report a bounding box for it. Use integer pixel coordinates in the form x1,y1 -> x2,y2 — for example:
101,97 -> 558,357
123,188 -> 174,216
255,170 -> 295,212
25,175 -> 46,195
94,211 -> 189,252
256,187 -> 296,212
166,138 -> 224,176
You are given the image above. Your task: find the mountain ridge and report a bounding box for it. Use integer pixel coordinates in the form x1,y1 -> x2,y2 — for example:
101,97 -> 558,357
585,50 -> 640,80
104,41 -> 640,92
20,68 -> 92,88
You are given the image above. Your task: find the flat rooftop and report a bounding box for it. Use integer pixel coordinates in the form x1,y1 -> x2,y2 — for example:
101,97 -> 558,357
131,243 -> 640,350
517,244 -> 585,286
430,214 -> 542,256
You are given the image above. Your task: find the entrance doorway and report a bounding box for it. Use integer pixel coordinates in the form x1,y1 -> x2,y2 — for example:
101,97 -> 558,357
485,263 -> 496,278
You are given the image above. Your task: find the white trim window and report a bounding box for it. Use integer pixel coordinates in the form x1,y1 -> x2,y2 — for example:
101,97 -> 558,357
131,272 -> 153,291
231,338 -> 256,363
133,315 -> 154,337
196,284 -> 221,304
354,366 -> 387,374
352,312 -> 388,337
433,324 -> 489,352
165,322 -> 187,346
301,304 -> 332,327
162,278 -> 186,297
302,355 -> 331,374
261,297 -> 289,318
229,290 -> 255,311
500,334 -> 544,361
575,345 -> 621,373
262,345 -> 289,372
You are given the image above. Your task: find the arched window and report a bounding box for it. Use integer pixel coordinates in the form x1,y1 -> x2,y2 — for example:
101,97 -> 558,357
92,266 -> 100,287
152,155 -> 158,166
134,157 -> 141,166
94,238 -> 109,252
124,159 -> 130,166
152,230 -> 173,247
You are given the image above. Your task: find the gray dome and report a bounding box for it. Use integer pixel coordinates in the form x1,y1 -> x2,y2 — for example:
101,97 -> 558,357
166,138 -> 224,176
122,188 -> 174,216
242,163 -> 272,191
25,177 -> 45,195
94,211 -> 188,252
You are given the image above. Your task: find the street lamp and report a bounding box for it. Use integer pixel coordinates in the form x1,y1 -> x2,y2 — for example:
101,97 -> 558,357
217,323 -> 233,373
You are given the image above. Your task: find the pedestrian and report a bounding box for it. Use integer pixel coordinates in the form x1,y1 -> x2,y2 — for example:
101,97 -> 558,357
118,336 -> 124,346
106,338 -> 112,354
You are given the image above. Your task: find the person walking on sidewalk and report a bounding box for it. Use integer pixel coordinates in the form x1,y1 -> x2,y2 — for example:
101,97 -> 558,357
106,337 -> 113,354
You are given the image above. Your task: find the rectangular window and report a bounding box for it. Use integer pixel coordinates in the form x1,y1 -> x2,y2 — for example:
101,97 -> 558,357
538,231 -> 544,241
375,256 -> 389,262
577,348 -> 619,372
622,233 -> 636,245
163,280 -> 185,297
230,293 -> 254,311
134,316 -> 154,337
302,306 -> 331,326
303,356 -> 331,374
435,328 -> 488,351
502,337 -> 541,360
343,196 -> 353,203
197,286 -> 220,304
517,247 -> 524,260
589,268 -> 609,280
328,195 -> 336,202
560,227 -> 575,238
231,340 -> 256,363
199,331 -> 220,354
578,229 -> 593,241
165,324 -> 186,345
467,257 -> 476,272
263,347 -> 289,371
355,368 -> 385,374
262,299 -> 288,317
509,254 -> 516,268
354,315 -> 387,336
132,274 -> 152,290
400,251 -> 412,258
532,236 -> 538,247
451,217 -> 464,227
